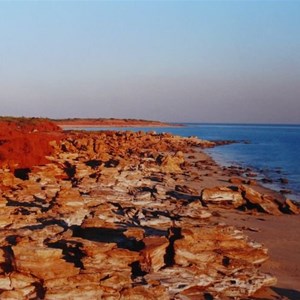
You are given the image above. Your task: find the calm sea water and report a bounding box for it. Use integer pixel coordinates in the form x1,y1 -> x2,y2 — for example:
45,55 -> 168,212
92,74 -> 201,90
75,124 -> 300,201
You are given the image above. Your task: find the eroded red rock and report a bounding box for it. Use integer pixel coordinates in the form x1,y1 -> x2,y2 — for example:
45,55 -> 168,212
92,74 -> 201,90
140,236 -> 169,272
201,186 -> 245,208
240,185 -> 282,215
0,120 -> 285,299
281,199 -> 300,214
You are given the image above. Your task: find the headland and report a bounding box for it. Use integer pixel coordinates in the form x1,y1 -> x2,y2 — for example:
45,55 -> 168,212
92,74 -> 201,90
0,117 -> 299,299
53,118 -> 182,129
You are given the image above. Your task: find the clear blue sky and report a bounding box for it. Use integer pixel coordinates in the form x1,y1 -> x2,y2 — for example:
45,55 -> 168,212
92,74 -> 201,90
0,1 -> 299,123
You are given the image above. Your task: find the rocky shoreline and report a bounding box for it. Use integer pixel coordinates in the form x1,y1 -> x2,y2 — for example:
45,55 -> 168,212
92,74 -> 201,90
0,119 -> 299,299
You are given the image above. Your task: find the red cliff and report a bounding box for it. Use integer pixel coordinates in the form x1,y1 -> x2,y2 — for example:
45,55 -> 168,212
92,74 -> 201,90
0,118 -> 63,169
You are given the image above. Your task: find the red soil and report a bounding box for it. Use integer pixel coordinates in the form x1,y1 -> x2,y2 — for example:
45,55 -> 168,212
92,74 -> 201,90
0,118 -> 64,169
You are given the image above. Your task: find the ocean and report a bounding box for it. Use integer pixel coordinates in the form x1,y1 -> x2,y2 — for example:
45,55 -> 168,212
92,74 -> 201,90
75,124 -> 300,201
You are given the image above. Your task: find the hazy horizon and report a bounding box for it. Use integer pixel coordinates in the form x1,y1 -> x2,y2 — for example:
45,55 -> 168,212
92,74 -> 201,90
1,1 -> 299,124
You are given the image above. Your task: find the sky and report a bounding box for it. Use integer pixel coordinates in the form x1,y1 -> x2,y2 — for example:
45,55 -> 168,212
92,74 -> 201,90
0,1 -> 300,123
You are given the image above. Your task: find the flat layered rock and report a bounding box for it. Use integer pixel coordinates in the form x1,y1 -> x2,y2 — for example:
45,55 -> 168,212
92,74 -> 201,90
174,225 -> 269,269
202,186 -> 245,208
12,244 -> 80,280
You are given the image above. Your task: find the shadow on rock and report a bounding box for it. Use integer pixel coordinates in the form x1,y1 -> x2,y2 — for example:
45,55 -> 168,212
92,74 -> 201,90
272,287 -> 300,300
72,226 -> 145,251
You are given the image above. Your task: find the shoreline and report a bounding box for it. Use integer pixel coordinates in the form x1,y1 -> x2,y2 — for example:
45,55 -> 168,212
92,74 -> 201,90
0,120 -> 299,299
63,122 -> 300,203
53,118 -> 183,129
204,147 -> 300,203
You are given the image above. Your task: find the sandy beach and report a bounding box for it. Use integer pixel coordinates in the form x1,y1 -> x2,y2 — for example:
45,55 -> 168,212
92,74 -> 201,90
0,118 -> 299,299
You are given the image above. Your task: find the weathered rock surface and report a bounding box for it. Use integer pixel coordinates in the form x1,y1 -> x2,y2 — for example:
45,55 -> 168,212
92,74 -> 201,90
240,185 -> 282,215
140,236 -> 169,272
201,184 -> 297,217
281,198 -> 300,214
201,186 -> 245,208
159,151 -> 185,173
13,244 -> 80,280
0,125 -> 290,299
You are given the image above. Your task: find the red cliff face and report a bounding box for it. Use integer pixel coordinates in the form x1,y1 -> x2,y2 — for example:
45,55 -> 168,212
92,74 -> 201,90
0,118 -> 63,169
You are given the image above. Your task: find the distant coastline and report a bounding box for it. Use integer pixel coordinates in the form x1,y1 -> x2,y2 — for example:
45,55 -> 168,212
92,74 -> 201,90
53,118 -> 183,129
